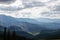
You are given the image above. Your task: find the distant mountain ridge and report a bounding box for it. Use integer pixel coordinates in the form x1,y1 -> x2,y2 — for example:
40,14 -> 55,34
0,15 -> 60,35
0,15 -> 44,35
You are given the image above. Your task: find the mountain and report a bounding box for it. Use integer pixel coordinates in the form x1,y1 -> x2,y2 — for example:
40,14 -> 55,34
35,18 -> 60,30
0,15 -> 39,27
8,26 -> 23,31
36,18 -> 60,23
0,15 -> 18,27
7,22 -> 44,35
0,25 -> 4,31
0,15 -> 44,35
7,26 -> 34,38
0,15 -> 60,35
33,30 -> 55,39
1,15 -> 60,39
0,15 -> 60,30
16,18 -> 39,24
0,25 -> 34,38
0,25 -> 4,35
34,29 -> 60,39
16,31 -> 34,38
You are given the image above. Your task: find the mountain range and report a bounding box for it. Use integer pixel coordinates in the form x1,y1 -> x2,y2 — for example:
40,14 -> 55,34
0,15 -> 60,38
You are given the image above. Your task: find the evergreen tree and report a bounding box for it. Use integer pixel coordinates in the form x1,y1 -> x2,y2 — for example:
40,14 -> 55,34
7,30 -> 10,40
12,29 -> 16,40
4,27 -> 7,40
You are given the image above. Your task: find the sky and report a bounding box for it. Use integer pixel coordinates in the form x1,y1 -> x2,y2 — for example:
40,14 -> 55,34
0,0 -> 60,19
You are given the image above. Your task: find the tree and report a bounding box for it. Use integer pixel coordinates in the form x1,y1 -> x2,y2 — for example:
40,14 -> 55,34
4,27 -> 7,40
7,29 -> 10,40
12,29 -> 16,40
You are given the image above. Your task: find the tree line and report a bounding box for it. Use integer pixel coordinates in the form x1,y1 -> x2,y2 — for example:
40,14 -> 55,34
0,27 -> 34,40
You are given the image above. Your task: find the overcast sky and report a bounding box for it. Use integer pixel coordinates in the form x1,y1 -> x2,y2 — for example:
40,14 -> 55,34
0,0 -> 60,19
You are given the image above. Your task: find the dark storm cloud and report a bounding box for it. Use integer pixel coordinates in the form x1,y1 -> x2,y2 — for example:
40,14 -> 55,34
0,0 -> 16,4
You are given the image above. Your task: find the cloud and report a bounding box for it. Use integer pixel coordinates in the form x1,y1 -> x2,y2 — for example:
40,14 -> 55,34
22,0 -> 45,8
53,5 -> 60,11
0,0 -> 45,11
41,12 -> 51,16
0,0 -> 60,19
41,11 -> 60,19
0,6 -> 23,11
49,0 -> 58,2
0,0 -> 16,4
0,1 -> 45,11
39,0 -> 60,19
0,0 -> 24,11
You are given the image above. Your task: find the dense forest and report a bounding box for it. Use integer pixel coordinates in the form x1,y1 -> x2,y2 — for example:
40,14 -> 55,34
0,26 -> 60,40
0,27 -> 35,40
